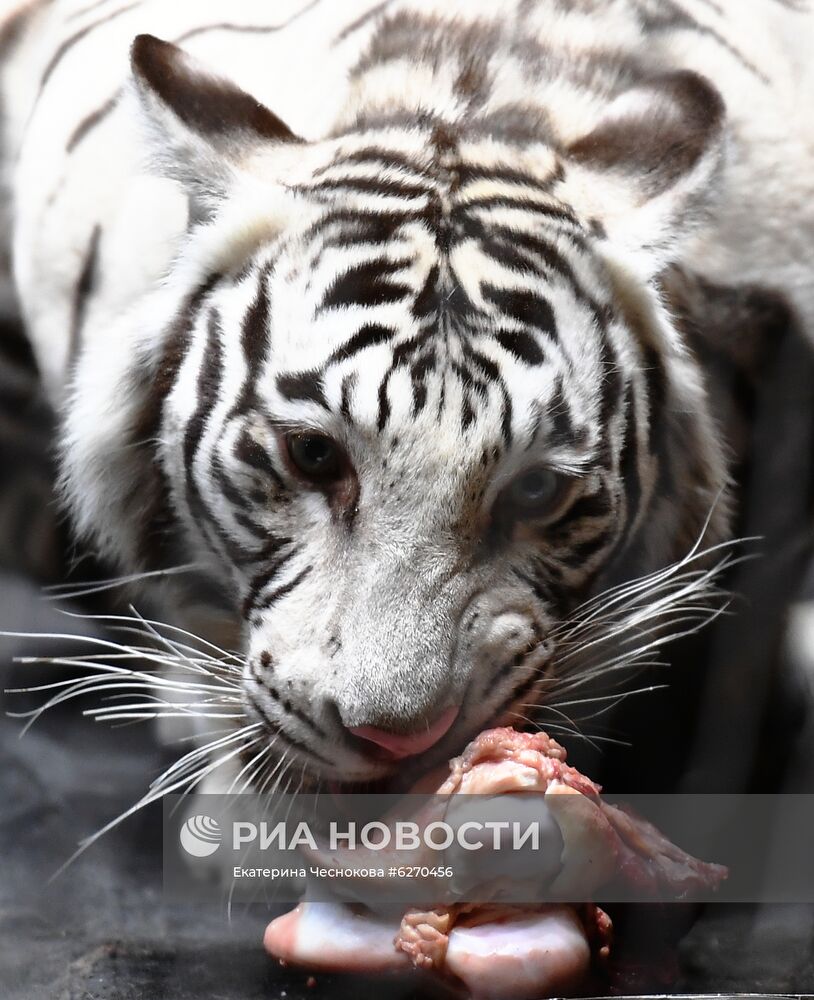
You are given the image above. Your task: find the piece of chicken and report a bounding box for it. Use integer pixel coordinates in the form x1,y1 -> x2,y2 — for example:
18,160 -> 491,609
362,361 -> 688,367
264,727 -> 726,998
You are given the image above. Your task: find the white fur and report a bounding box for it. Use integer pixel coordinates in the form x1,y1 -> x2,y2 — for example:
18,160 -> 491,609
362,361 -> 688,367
2,0 -> 811,777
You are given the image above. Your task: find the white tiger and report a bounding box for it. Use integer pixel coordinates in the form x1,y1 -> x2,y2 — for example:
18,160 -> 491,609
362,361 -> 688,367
1,0 -> 813,789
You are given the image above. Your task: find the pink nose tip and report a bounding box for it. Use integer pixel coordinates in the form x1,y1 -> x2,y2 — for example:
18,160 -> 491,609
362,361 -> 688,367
349,706 -> 459,759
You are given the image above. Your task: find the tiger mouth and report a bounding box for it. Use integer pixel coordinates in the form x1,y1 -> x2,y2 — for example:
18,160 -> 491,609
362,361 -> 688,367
242,705 -> 546,798
248,730 -> 460,795
240,663 -> 555,795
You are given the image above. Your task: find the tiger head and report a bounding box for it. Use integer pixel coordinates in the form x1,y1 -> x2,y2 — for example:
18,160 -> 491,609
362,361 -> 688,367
61,35 -> 730,784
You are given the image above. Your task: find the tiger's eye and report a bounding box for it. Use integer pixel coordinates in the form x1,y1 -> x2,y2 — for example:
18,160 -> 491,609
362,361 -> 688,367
508,468 -> 563,515
286,433 -> 343,483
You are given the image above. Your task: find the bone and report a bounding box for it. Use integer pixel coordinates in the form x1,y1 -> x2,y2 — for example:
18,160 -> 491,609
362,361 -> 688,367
264,902 -> 408,973
444,907 -> 592,1000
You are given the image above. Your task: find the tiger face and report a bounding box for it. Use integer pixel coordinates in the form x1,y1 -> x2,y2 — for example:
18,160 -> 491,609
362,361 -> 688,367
168,216 -> 616,782
62,36 -> 730,783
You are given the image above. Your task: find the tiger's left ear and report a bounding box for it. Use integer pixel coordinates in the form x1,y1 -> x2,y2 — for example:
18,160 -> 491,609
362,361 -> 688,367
130,34 -> 302,218
562,71 -> 726,274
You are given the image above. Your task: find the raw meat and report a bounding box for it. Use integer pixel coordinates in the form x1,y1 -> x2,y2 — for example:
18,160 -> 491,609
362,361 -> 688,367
265,728 -> 726,998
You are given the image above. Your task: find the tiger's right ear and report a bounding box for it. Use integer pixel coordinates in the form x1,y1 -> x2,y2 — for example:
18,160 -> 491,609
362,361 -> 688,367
130,34 -> 302,217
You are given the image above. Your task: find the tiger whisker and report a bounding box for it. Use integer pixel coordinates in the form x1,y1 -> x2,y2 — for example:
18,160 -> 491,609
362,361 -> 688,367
553,550 -> 743,644
151,724 -> 261,791
541,683 -> 669,712
259,749 -> 293,802
86,699 -> 242,717
586,602 -> 732,666
543,686 -> 669,725
4,631 -> 242,687
126,603 -> 223,678
227,740 -> 276,796
556,602 -> 733,670
544,725 -> 631,748
90,641 -> 240,686
239,746 -> 278,796
49,723 -> 261,879
92,711 -> 246,722
9,682 -> 234,736
13,649 -> 230,669
547,663 -> 664,697
55,608 -> 243,663
175,726 -> 238,744
8,668 -> 241,732
9,669 -> 239,698
547,604 -> 732,701
535,721 -> 632,749
509,710 -> 602,753
554,566 -> 732,641
552,657 -> 666,696
43,563 -> 201,601
90,626 -> 229,676
555,516 -> 746,621
169,732 -> 268,817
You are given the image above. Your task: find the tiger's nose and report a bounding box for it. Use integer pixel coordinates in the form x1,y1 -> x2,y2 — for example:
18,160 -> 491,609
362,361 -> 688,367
348,706 -> 459,759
